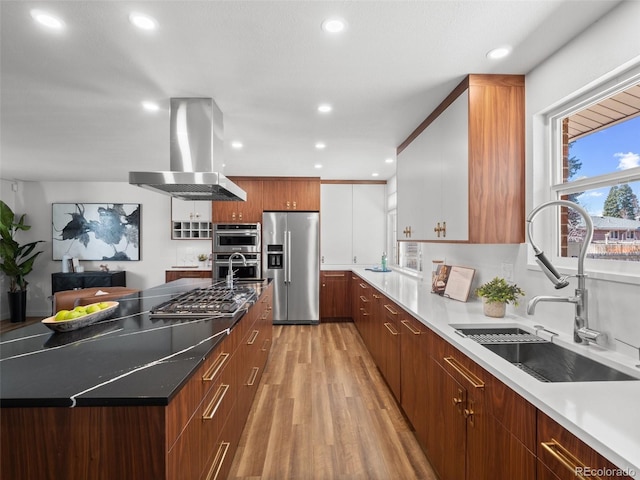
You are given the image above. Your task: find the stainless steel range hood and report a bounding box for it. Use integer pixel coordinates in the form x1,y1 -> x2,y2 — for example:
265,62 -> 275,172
129,98 -> 246,201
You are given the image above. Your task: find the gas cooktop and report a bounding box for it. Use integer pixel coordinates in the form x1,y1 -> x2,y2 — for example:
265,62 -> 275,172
150,285 -> 256,318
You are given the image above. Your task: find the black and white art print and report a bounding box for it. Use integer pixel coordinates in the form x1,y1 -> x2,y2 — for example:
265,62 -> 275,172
52,203 -> 141,261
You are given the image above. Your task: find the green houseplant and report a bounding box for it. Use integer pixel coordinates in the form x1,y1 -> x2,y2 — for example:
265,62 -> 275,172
0,200 -> 45,322
475,277 -> 525,318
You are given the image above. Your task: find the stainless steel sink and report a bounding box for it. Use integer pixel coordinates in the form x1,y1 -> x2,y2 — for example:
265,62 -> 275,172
454,326 -> 639,382
483,342 -> 638,382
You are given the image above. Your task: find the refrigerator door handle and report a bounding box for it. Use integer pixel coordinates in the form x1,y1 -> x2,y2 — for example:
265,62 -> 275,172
285,230 -> 292,284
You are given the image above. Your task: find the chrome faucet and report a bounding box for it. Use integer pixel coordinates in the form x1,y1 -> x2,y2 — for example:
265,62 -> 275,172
526,200 -> 605,345
226,252 -> 247,289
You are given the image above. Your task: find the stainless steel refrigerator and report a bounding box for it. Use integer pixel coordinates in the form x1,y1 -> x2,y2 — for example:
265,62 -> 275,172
262,211 -> 319,325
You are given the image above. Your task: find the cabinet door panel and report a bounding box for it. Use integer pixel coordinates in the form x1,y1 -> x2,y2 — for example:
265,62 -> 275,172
352,184 -> 386,265
320,184 -> 353,265
438,90 -> 469,241
397,121 -> 441,241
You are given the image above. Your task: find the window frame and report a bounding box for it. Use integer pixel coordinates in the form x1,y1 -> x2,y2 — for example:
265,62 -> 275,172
532,65 -> 640,285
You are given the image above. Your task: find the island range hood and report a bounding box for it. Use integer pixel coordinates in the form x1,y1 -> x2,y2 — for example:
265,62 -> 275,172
129,98 -> 246,201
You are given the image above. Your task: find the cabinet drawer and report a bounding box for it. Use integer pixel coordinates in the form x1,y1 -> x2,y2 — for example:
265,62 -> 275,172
200,360 -> 236,475
537,412 -> 633,480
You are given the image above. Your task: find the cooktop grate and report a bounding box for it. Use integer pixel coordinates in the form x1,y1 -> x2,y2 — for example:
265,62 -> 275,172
150,285 -> 256,318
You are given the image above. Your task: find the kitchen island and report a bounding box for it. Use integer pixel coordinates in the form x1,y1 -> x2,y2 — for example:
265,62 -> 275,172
0,278 -> 274,480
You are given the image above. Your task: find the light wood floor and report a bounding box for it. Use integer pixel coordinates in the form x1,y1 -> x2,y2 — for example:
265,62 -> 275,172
227,322 -> 437,480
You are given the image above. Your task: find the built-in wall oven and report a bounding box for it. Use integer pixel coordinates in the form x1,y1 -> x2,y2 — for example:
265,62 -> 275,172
213,223 -> 262,281
213,252 -> 261,281
213,223 -> 261,253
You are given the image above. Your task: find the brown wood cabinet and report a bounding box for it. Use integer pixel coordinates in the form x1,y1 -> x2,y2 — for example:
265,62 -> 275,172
212,177 -> 264,223
165,269 -> 212,282
399,313 -> 430,449
426,332 -> 536,480
320,271 -> 351,320
537,411 -> 633,480
262,177 -> 320,211
378,300 -> 401,401
1,285 -> 273,480
347,275 -> 631,480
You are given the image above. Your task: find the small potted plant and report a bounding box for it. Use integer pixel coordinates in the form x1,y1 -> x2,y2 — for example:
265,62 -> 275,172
198,253 -> 209,268
0,201 -> 45,322
475,277 -> 524,318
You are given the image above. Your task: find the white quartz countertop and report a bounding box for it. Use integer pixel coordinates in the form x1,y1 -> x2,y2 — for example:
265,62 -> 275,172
352,267 -> 640,474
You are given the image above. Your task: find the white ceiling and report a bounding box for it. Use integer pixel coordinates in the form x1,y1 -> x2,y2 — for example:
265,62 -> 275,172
0,0 -> 621,183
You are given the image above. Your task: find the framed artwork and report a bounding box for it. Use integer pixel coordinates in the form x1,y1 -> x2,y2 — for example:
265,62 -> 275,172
52,203 -> 141,261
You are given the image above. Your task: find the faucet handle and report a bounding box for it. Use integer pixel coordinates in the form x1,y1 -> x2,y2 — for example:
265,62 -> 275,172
577,327 -> 607,345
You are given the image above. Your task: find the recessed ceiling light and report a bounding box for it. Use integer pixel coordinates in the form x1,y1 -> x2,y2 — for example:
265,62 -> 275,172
321,18 -> 346,34
129,12 -> 158,31
385,158 -> 394,163
30,9 -> 65,30
231,141 -> 243,149
317,104 -> 332,113
314,164 -> 323,169
315,142 -> 326,150
372,172 -> 380,177
486,46 -> 512,60
142,101 -> 159,112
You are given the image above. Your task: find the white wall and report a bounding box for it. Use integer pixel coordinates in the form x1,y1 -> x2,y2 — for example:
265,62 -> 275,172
1,180 -> 212,318
403,1 -> 640,360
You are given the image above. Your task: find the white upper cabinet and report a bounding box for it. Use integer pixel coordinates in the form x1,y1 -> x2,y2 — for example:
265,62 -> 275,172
352,184 -> 386,265
397,91 -> 469,241
321,183 -> 386,266
397,74 -> 525,244
321,184 -> 353,265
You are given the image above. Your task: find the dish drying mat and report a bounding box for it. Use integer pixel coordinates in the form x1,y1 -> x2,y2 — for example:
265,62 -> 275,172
464,332 -> 547,344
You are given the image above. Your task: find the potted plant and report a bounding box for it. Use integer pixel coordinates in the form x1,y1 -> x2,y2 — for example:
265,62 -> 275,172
0,200 -> 45,322
475,277 -> 524,318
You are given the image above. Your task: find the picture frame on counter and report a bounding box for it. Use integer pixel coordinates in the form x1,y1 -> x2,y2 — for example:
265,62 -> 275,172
52,203 -> 141,261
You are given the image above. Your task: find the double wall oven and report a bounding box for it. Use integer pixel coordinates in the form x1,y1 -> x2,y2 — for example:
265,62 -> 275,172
212,223 -> 261,281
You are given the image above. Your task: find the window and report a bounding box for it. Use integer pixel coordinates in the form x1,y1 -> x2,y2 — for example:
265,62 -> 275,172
549,78 -> 640,271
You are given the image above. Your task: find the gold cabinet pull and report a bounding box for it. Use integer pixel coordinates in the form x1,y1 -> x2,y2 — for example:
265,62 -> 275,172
324,273 -> 346,277
359,283 -> 368,289
452,388 -> 464,407
247,329 -> 259,345
261,339 -> 270,352
384,304 -> 398,315
202,352 -> 230,381
292,201 -> 297,209
403,226 -> 412,238
359,295 -> 369,303
443,357 -> 485,389
372,293 -> 382,299
383,322 -> 399,336
246,366 -> 260,386
205,441 -> 230,480
238,212 -> 243,220
540,439 -> 601,480
286,201 -> 290,209
401,319 -> 420,335
202,384 -> 229,420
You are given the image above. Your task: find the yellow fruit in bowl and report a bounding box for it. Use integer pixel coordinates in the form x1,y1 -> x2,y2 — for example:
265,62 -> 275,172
86,304 -> 101,314
65,311 -> 83,320
73,306 -> 87,313
55,310 -> 70,321
98,302 -> 111,309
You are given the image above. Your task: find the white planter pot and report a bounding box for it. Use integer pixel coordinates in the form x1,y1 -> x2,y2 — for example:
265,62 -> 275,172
482,299 -> 506,318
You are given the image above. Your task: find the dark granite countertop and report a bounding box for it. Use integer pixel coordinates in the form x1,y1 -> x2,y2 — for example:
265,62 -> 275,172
0,278 -> 269,408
